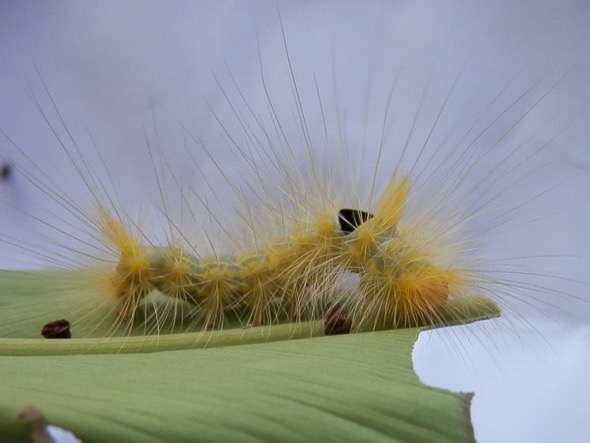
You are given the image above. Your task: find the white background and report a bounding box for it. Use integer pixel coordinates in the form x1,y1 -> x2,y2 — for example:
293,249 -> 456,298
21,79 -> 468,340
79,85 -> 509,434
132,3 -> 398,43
1,1 -> 590,441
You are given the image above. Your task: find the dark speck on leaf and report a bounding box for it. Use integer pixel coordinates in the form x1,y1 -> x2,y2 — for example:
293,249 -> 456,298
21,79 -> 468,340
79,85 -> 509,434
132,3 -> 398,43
324,309 -> 352,336
41,319 -> 71,339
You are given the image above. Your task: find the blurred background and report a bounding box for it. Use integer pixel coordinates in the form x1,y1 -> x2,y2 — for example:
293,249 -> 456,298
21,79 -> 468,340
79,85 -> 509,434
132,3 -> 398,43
1,1 -> 589,441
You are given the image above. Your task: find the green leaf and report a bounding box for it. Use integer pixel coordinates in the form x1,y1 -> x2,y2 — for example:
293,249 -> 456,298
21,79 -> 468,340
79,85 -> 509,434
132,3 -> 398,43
0,270 -> 499,442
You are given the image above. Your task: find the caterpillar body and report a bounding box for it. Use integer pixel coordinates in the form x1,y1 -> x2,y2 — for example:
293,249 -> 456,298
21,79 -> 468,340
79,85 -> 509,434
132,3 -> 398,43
0,56 -> 570,341
0,42 -> 583,340
97,171 -> 457,332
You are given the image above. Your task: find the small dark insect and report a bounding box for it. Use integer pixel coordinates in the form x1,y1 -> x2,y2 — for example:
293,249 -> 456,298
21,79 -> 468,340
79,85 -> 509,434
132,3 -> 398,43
324,309 -> 353,336
0,162 -> 12,181
41,319 -> 71,339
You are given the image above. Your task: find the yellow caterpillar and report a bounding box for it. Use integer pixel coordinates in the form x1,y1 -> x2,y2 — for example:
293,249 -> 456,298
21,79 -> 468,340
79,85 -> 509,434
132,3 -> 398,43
96,171 -> 460,332
0,73 -> 497,341
0,72 -> 546,344
0,52 -> 580,342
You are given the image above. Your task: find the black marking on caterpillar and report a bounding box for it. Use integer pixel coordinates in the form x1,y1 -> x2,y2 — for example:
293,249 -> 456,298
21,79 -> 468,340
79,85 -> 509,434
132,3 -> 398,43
337,209 -> 374,235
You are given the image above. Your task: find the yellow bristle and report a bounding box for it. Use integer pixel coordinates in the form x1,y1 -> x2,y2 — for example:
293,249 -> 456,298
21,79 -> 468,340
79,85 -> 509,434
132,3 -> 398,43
374,175 -> 409,230
96,206 -> 153,322
344,223 -> 379,271
157,247 -> 193,299
238,253 -> 279,326
198,259 -> 242,329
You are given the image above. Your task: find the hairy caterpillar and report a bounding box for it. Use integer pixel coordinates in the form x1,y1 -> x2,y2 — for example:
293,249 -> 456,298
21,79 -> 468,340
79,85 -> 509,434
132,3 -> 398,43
1,2 -> 590,442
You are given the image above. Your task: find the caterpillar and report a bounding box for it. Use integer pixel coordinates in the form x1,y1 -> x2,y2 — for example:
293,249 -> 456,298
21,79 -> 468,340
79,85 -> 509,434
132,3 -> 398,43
0,107 -> 483,339
91,169 -> 460,333
0,61 -> 510,340
1,2 -> 589,442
